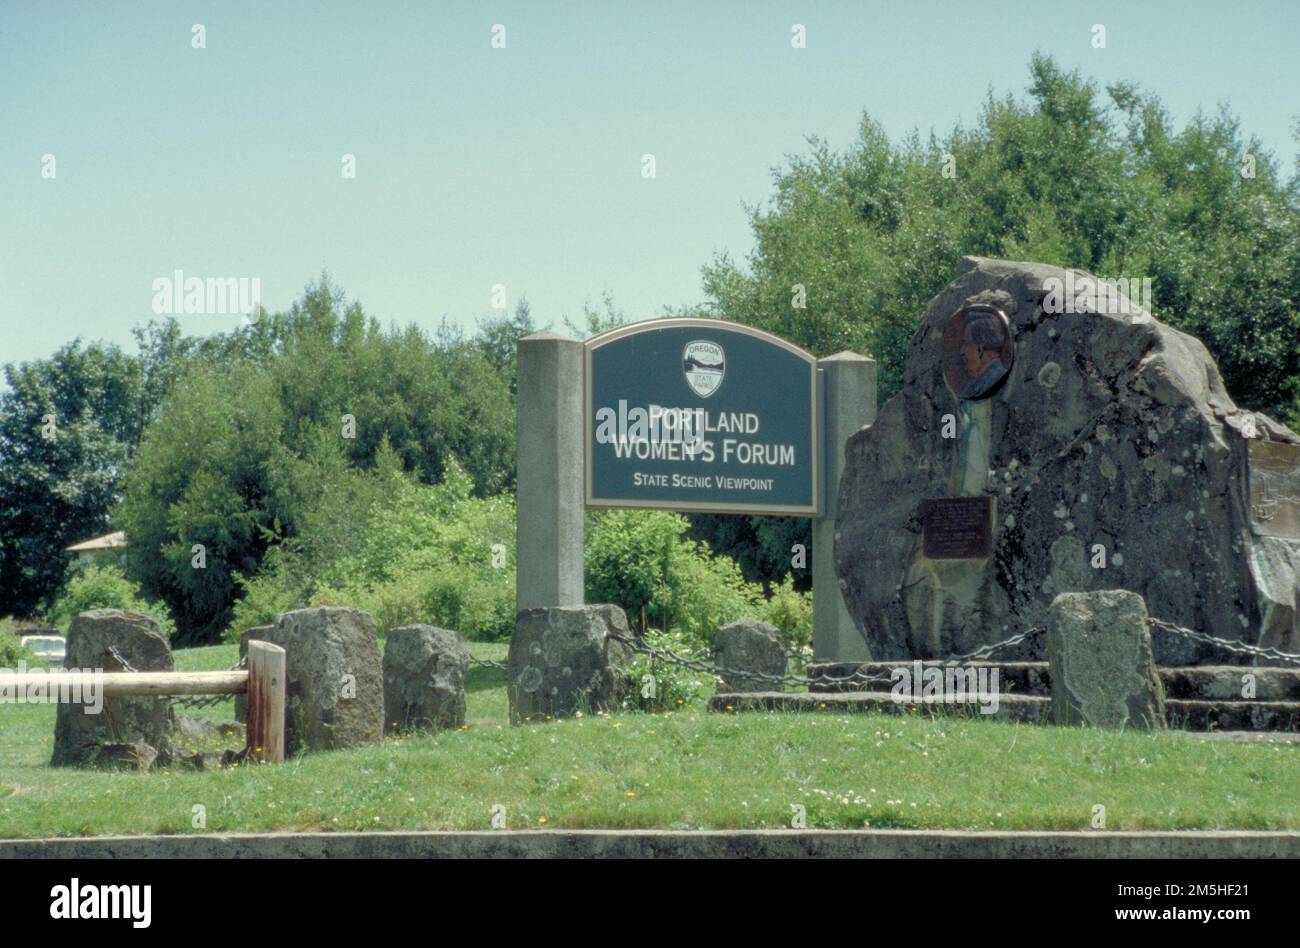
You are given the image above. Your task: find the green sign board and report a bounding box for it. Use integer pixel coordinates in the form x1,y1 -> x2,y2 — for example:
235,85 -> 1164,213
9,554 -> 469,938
584,318 -> 820,515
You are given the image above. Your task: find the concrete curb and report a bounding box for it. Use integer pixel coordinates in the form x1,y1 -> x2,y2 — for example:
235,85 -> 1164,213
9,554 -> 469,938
3,829 -> 1298,859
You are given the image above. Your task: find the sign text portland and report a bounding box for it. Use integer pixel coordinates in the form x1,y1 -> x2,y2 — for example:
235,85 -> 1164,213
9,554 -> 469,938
585,318 -> 820,515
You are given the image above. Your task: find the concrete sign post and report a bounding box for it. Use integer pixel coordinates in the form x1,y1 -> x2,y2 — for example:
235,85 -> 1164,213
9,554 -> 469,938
813,353 -> 877,662
515,319 -> 876,662
516,332 -> 585,612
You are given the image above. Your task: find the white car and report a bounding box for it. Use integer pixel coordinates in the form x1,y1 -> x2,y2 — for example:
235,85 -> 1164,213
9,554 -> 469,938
20,635 -> 66,668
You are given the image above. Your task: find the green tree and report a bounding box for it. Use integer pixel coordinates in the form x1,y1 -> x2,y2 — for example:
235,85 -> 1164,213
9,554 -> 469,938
48,563 -> 175,637
116,276 -> 518,641
266,275 -> 515,494
702,54 -> 1300,421
115,363 -> 295,642
0,341 -> 142,616
475,298 -> 536,396
685,513 -> 810,590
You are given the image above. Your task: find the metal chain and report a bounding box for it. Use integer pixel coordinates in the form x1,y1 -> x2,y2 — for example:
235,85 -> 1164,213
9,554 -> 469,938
131,621 -> 1293,711
607,629 -> 1043,690
609,631 -> 847,688
1148,618 -> 1300,667
107,644 -> 138,674
941,627 -> 1045,664
173,654 -> 248,710
800,666 -> 897,689
174,692 -> 233,711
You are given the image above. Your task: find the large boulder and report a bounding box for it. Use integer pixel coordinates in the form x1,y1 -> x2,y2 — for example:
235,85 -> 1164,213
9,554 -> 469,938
383,625 -> 469,733
1047,590 -> 1166,729
508,606 -> 633,722
835,256 -> 1300,664
713,620 -> 786,693
259,607 -> 383,754
52,609 -> 175,768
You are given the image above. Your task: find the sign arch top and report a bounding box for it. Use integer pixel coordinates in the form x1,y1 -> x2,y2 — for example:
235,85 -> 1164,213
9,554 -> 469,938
584,317 -> 821,362
584,317 -> 821,516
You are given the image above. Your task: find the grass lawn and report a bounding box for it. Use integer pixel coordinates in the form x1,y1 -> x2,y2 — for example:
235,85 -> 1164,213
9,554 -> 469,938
2,642 -> 1299,837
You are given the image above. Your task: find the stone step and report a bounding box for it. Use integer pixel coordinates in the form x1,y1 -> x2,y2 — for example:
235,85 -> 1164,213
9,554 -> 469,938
1160,667 -> 1300,702
806,661 -> 1300,702
1166,700 -> 1300,732
808,661 -> 1049,695
709,690 -> 1050,723
1172,730 -> 1300,744
710,691 -> 1300,732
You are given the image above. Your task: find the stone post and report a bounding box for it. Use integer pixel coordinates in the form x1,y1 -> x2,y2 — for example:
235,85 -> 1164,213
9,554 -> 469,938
1047,590 -> 1166,729
52,609 -> 176,769
516,332 -> 585,613
814,352 -> 877,662
714,619 -> 786,693
509,605 -> 633,722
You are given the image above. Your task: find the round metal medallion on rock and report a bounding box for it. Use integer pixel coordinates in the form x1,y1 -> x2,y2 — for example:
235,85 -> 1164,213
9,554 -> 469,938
942,304 -> 1014,400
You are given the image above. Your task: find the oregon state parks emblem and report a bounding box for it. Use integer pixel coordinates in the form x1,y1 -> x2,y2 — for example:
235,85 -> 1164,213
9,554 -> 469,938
682,340 -> 724,398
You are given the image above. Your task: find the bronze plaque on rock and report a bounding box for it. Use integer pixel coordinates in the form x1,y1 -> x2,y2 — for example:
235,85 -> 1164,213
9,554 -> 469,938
921,496 -> 993,559
942,305 -> 1014,400
1248,440 -> 1300,541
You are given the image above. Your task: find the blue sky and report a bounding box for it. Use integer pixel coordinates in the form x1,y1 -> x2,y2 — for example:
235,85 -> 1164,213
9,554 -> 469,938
2,0 -> 1297,365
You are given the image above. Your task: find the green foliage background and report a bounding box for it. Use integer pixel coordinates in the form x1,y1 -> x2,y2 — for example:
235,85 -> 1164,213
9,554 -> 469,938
48,563 -> 175,639
0,342 -> 140,616
113,280 -> 521,642
703,55 -> 1299,421
232,450 -> 518,642
0,621 -> 36,669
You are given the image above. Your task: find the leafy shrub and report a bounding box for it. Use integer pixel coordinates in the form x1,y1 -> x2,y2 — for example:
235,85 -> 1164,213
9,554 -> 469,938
309,571 -> 425,637
48,564 -> 176,638
233,456 -> 516,640
666,537 -> 763,644
421,560 -> 514,642
232,460 -> 791,650
585,509 -> 680,629
586,509 -> 761,646
762,575 -> 813,651
229,556 -> 307,633
316,459 -> 515,639
622,629 -> 714,712
0,626 -> 35,669
312,555 -> 514,642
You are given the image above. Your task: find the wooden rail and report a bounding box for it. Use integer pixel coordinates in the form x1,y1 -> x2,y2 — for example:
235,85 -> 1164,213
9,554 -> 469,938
3,639 -> 287,764
53,671 -> 250,696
